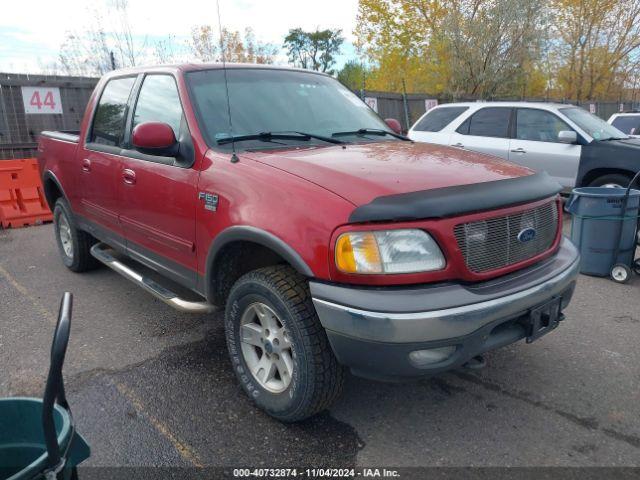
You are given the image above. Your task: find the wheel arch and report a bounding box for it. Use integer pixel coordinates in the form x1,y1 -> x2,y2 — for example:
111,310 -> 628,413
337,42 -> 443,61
204,226 -> 314,305
580,167 -> 635,187
42,171 -> 68,210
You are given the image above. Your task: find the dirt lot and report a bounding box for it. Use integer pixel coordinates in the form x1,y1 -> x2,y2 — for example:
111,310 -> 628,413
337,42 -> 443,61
1,223 -> 639,474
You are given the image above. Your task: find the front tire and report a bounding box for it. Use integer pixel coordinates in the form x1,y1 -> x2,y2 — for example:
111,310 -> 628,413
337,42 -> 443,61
53,198 -> 99,272
225,265 -> 345,422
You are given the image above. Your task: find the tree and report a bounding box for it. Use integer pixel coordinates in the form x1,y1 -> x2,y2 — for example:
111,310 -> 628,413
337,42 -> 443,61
58,1 -> 153,75
189,26 -> 277,64
284,28 -> 344,73
440,0 -> 545,98
355,0 -> 544,97
337,60 -> 368,90
190,25 -> 218,62
108,0 -> 147,68
552,0 -> 640,101
355,0 -> 449,92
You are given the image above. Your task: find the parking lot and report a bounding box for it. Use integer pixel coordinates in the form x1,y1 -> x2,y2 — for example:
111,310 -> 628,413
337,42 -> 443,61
1,222 -> 639,472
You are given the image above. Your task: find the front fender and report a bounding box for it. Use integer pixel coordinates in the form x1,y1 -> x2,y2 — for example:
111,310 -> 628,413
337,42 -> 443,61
203,225 -> 314,302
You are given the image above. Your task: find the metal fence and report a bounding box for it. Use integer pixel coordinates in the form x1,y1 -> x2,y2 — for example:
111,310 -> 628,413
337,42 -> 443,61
0,73 -> 98,159
1,72 -> 639,160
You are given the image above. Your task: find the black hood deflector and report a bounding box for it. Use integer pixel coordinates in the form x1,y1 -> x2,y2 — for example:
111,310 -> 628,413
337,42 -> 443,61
348,171 -> 562,223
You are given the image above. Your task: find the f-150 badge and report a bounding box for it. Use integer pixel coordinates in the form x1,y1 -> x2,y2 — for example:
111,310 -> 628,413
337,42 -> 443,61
198,192 -> 219,211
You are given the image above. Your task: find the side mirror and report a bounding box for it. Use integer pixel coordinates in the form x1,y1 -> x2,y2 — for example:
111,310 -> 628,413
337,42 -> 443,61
558,130 -> 577,144
385,118 -> 403,135
132,122 -> 178,156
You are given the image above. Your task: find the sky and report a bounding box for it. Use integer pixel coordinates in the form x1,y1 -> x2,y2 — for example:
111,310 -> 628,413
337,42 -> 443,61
0,0 -> 360,74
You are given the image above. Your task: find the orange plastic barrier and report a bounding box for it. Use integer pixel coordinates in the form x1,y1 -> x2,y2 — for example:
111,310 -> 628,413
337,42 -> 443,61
0,159 -> 53,228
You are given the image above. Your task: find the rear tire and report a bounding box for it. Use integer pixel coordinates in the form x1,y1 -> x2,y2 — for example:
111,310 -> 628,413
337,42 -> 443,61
53,198 -> 99,272
225,265 -> 345,422
588,173 -> 632,189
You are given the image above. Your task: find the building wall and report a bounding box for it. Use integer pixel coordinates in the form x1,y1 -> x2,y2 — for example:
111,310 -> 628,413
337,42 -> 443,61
0,73 -> 98,159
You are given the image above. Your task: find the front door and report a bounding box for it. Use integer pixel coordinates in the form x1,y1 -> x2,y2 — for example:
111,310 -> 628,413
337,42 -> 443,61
509,108 -> 582,188
79,76 -> 137,250
118,74 -> 199,288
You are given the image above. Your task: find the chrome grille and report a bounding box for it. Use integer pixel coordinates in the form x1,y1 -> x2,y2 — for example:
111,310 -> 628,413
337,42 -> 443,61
454,201 -> 559,273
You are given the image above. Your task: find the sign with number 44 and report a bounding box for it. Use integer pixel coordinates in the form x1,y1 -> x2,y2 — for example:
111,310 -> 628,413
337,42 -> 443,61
21,87 -> 63,114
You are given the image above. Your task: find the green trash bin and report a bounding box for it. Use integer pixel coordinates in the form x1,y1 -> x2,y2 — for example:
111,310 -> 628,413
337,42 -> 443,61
0,293 -> 90,480
0,398 -> 89,480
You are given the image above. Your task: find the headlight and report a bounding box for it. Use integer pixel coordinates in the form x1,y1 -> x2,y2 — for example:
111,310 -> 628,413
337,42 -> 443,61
335,229 -> 445,274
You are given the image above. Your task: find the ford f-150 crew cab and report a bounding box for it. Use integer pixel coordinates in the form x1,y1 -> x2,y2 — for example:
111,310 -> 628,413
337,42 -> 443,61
38,64 -> 580,422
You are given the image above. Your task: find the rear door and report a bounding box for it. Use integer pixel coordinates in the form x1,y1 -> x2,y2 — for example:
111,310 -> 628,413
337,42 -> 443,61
509,108 -> 581,188
409,106 -> 469,145
448,107 -> 512,159
79,76 -> 137,249
118,74 -> 200,288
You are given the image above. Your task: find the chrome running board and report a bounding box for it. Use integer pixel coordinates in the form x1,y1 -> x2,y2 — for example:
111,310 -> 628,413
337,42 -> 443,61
90,243 -> 216,314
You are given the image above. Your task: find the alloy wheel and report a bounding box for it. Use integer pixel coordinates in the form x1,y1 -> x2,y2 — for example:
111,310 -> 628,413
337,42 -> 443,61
239,302 -> 293,393
58,214 -> 74,258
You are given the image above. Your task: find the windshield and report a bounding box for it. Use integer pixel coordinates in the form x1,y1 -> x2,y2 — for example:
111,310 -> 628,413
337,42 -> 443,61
186,68 -> 392,149
560,107 -> 628,141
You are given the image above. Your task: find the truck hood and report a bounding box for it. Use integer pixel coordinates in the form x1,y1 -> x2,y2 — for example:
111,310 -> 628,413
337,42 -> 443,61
243,141 -> 534,206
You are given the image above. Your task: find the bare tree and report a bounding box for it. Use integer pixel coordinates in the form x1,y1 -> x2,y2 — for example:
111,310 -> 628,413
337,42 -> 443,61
153,35 -> 182,64
58,17 -> 114,76
108,0 -> 147,67
440,0 -> 544,98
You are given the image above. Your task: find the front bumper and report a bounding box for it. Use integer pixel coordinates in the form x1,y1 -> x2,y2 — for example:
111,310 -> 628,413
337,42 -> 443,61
310,238 -> 580,380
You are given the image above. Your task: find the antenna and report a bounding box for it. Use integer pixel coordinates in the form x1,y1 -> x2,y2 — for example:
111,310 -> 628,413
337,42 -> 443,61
217,0 -> 239,163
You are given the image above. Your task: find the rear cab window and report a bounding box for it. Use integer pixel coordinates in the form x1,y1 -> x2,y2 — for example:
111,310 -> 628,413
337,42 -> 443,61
413,107 -> 468,132
611,116 -> 640,135
456,107 -> 511,138
89,77 -> 136,147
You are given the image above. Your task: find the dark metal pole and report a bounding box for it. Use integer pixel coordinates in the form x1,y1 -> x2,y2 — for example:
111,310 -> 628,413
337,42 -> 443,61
401,78 -> 410,131
110,51 -> 116,70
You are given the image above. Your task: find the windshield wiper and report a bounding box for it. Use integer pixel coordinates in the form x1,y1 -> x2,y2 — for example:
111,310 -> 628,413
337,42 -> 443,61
331,128 -> 411,141
217,131 -> 344,146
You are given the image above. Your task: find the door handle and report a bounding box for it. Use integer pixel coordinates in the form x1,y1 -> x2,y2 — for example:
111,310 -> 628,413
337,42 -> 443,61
81,159 -> 91,172
452,142 -> 464,148
510,148 -> 526,153
122,168 -> 136,185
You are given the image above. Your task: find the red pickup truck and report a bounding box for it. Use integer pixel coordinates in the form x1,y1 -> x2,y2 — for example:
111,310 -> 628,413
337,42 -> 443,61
38,64 -> 579,421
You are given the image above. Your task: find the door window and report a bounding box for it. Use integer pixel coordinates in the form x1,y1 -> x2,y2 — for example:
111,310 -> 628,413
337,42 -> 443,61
413,107 -> 468,132
516,109 -> 571,142
133,75 -> 183,137
457,107 -> 511,138
90,77 -> 136,146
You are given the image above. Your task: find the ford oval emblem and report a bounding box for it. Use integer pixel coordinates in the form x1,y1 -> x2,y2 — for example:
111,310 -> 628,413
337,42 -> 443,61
518,227 -> 537,243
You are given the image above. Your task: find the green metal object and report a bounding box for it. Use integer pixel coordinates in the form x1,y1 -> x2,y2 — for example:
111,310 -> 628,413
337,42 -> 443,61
0,293 -> 91,480
0,398 -> 89,480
